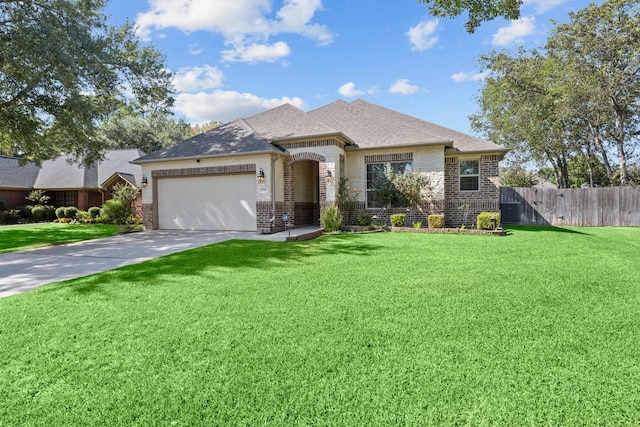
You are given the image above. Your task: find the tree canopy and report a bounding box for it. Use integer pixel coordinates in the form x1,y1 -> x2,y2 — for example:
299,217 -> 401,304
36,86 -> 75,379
418,0 -> 522,32
0,0 -> 174,164
472,0 -> 640,187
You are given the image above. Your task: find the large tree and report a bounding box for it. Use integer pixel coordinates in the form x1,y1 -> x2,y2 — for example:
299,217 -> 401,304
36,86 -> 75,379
546,0 -> 640,185
99,107 -> 191,154
472,0 -> 640,187
471,50 -> 575,188
418,0 -> 522,32
0,0 -> 173,164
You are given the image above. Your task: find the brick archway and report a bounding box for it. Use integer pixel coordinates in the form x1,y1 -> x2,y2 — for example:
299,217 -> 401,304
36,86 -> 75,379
284,152 -> 327,226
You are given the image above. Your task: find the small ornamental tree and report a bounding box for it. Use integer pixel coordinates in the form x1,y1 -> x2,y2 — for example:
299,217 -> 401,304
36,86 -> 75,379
101,183 -> 140,226
336,177 -> 359,225
26,189 -> 50,205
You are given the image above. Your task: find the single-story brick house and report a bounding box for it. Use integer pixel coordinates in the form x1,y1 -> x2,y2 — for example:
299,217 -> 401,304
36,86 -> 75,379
0,149 -> 145,211
133,99 -> 508,232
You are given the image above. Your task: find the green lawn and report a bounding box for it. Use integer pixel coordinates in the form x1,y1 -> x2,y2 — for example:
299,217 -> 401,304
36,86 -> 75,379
0,223 -> 120,253
1,227 -> 639,425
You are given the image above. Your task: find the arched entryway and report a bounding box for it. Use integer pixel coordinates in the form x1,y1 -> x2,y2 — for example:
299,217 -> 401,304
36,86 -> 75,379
292,160 -> 320,226
284,152 -> 327,227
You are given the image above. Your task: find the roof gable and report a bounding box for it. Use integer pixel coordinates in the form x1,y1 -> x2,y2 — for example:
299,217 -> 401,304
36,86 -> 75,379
307,100 -> 450,149
351,99 -> 507,153
1,150 -> 144,190
134,119 -> 283,163
0,156 -> 40,189
244,103 -> 339,141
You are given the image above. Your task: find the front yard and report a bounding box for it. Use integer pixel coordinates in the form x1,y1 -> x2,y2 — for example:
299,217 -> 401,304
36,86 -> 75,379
1,227 -> 639,424
0,223 -> 120,253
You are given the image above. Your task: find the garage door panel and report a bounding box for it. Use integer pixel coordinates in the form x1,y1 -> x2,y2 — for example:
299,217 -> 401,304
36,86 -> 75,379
158,175 -> 256,231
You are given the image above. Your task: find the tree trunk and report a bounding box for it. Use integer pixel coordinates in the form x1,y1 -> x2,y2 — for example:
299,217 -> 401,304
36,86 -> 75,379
611,96 -> 628,185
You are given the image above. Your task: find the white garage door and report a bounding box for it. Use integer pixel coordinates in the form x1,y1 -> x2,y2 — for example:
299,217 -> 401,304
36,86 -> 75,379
157,174 -> 257,231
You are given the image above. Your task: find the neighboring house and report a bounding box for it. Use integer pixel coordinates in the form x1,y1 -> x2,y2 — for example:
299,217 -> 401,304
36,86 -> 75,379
133,99 -> 508,232
0,149 -> 145,211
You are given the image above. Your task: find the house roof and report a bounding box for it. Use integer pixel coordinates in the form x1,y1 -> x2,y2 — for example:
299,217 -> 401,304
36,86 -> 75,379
133,119 -> 285,163
0,156 -> 40,189
0,149 -> 145,191
134,99 -> 507,163
308,100 -> 451,149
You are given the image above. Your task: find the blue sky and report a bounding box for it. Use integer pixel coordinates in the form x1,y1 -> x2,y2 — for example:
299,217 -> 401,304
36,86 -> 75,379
105,0 -> 593,136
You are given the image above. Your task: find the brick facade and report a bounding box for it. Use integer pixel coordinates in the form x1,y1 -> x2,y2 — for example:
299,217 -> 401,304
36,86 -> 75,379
443,155 -> 500,227
283,152 -> 327,228
0,189 -> 31,209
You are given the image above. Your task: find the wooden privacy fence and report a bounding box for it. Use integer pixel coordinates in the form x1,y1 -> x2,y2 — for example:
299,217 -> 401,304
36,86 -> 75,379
500,186 -> 640,227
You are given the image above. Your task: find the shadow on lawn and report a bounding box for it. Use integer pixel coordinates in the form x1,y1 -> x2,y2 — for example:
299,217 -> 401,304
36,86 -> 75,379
503,225 -> 590,235
55,234 -> 385,295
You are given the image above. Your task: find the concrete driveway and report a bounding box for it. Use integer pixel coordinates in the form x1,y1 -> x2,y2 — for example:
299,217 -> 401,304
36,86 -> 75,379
0,229 -> 300,299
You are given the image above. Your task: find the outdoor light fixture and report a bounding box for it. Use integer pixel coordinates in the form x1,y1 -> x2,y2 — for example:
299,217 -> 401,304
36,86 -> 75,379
325,169 -> 334,183
142,176 -> 148,187
257,168 -> 265,184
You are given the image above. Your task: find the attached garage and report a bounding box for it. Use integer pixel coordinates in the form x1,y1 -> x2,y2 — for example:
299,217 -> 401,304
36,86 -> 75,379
157,174 -> 257,231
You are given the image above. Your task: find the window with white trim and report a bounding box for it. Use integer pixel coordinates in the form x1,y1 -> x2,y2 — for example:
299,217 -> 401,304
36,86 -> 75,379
459,160 -> 479,191
366,161 -> 412,208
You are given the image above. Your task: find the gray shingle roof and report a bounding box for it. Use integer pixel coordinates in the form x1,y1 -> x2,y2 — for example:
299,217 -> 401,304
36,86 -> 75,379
350,99 -> 507,153
244,103 -> 340,141
0,156 -> 40,189
0,150 -> 145,190
134,99 -> 507,163
308,100 -> 449,148
134,119 -> 285,163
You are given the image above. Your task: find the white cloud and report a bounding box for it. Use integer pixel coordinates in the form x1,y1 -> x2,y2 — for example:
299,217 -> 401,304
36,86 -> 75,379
271,0 -> 334,45
523,0 -> 569,14
135,0 -> 333,63
338,82 -> 363,98
406,19 -> 439,51
338,82 -> 378,98
492,17 -> 536,46
389,79 -> 418,95
174,90 -> 307,122
173,65 -> 225,92
451,71 -> 489,82
221,41 -> 291,63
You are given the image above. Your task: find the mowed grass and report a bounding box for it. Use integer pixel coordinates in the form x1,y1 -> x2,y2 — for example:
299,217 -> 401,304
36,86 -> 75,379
1,227 -> 639,425
0,223 -> 120,253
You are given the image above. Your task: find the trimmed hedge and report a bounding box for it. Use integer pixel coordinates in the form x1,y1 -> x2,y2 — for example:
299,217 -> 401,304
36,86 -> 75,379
357,214 -> 372,226
477,212 -> 501,230
390,214 -> 406,227
428,214 -> 445,228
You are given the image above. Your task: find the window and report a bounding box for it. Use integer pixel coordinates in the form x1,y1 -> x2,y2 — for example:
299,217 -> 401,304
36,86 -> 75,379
366,161 -> 412,208
54,191 -> 75,206
459,160 -> 479,191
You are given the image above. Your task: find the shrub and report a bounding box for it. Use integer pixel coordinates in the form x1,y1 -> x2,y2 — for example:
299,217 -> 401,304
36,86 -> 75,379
17,205 -> 33,218
412,221 -> 422,229
76,210 -> 92,223
357,214 -> 372,226
31,205 -> 46,221
320,205 -> 342,232
428,214 -> 445,229
55,207 -> 67,219
88,206 -> 101,219
0,209 -> 21,225
390,214 -> 406,227
477,212 -> 501,230
64,206 -> 78,219
100,199 -> 129,225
